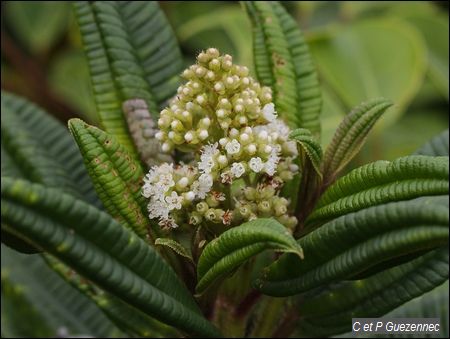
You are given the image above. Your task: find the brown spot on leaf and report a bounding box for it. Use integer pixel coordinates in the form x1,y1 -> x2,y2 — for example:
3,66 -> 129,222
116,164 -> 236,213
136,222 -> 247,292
272,53 -> 286,67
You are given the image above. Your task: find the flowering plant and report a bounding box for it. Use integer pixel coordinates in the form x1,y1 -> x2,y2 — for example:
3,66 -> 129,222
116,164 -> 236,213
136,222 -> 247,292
1,1 -> 448,338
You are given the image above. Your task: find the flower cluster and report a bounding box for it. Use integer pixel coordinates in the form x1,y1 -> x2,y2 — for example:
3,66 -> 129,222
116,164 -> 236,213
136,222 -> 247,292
142,48 -> 299,231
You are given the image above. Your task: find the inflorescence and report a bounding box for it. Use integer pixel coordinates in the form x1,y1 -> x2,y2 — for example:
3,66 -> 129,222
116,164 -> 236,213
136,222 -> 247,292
142,48 -> 299,231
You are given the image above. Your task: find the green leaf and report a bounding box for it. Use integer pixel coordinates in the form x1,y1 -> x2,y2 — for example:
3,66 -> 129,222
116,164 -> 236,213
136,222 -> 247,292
296,247 -> 448,337
68,118 -> 151,239
73,1 -> 183,155
155,238 -> 193,263
255,196 -> 449,297
48,49 -> 98,124
384,281 -> 449,338
243,1 -> 322,137
45,256 -> 180,338
397,7 -> 449,100
308,18 -> 426,126
322,98 -> 393,184
1,245 -> 122,338
289,128 -> 323,176
4,2 -> 70,54
176,6 -> 253,67
307,155 -> 449,227
196,218 -> 303,294
415,129 -> 449,156
1,101 -> 81,199
1,91 -> 100,207
1,178 -> 220,338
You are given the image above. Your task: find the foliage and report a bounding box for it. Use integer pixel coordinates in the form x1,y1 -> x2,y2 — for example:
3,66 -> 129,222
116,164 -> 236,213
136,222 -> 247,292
1,1 -> 448,338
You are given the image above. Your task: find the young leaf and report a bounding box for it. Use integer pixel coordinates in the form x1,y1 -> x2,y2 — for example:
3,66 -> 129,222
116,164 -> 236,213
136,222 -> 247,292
1,178 -> 220,338
321,98 -> 393,185
308,155 -> 449,227
243,1 -> 322,136
256,196 -> 449,297
414,129 -> 449,156
289,128 -> 323,176
68,118 -> 152,239
73,1 -> 183,156
196,218 -> 303,294
155,238 -> 194,263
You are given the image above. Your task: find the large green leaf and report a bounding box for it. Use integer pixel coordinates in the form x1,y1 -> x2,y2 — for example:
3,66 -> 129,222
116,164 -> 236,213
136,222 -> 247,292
73,1 -> 183,155
1,245 -> 121,338
308,18 -> 426,126
392,4 -> 449,100
296,247 -> 449,337
243,1 -> 322,137
383,281 -> 449,338
176,6 -> 253,67
415,129 -> 449,157
196,218 -> 303,294
256,196 -> 449,297
68,118 -> 154,239
1,91 -> 100,206
1,178 -> 220,337
45,256 -> 180,338
307,155 -> 449,227
1,92 -> 101,253
321,98 -> 392,185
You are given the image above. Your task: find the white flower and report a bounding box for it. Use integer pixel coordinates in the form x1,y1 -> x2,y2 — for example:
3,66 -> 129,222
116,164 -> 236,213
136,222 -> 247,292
225,139 -> 241,155
220,171 -> 233,184
249,157 -> 264,173
159,217 -> 178,229
198,143 -> 219,174
231,162 -> 246,178
165,191 -> 183,210
192,173 -> 213,199
148,199 -> 169,220
264,149 -> 280,176
159,173 -> 175,190
262,103 -> 277,122
284,141 -> 299,156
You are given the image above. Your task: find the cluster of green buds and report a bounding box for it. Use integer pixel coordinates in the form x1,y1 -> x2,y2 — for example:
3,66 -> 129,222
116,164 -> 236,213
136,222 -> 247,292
142,48 -> 299,231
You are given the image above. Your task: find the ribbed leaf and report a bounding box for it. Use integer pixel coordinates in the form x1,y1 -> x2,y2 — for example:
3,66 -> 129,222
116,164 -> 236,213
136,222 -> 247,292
1,178 -> 220,337
1,245 -> 121,338
68,118 -> 154,239
1,91 -> 101,253
322,98 -> 393,184
45,256 -> 180,338
384,281 -> 449,338
243,1 -> 322,136
1,92 -> 99,204
415,129 -> 449,156
307,155 -> 449,227
256,197 -> 449,297
296,248 -> 449,337
196,218 -> 303,294
289,128 -> 323,176
73,1 -> 183,155
155,238 -> 193,263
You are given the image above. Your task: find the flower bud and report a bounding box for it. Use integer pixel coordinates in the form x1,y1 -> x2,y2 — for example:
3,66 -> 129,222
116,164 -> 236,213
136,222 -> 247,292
196,201 -> 209,214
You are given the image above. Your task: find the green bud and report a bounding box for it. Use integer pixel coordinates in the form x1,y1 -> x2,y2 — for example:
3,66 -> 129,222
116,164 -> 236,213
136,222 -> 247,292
257,200 -> 272,214
189,212 -> 203,225
196,201 -> 209,214
205,208 -> 224,223
244,187 -> 256,201
206,195 -> 219,208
